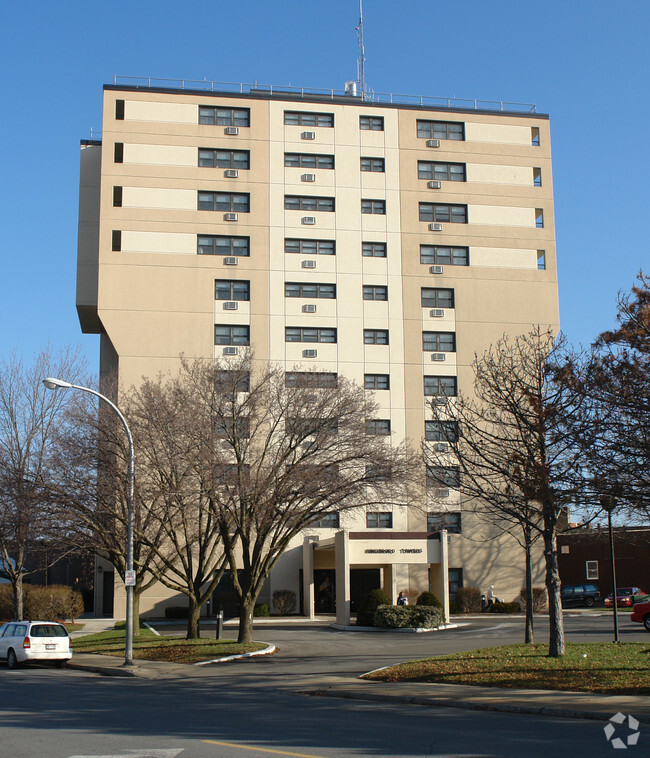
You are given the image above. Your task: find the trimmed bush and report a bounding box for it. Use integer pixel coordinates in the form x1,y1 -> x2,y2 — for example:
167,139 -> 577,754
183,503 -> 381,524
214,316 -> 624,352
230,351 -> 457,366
272,589 -> 297,615
356,588 -> 391,626
374,604 -> 445,629
164,606 -> 189,619
253,603 -> 270,617
416,591 -> 442,608
519,586 -> 548,612
0,585 -> 13,620
449,600 -> 459,615
490,600 -> 521,614
456,586 -> 482,613
24,585 -> 84,622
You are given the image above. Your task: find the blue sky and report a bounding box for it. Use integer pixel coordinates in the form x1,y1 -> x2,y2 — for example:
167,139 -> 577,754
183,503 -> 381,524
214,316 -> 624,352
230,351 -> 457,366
1,0 -> 648,370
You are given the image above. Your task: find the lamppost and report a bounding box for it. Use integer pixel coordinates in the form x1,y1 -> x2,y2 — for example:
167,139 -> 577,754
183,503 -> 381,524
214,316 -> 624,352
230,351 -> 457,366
599,493 -> 619,644
43,378 -> 135,666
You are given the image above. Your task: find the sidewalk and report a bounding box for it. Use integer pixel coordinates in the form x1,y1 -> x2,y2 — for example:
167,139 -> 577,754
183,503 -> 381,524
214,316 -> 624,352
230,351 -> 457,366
66,652 -> 650,724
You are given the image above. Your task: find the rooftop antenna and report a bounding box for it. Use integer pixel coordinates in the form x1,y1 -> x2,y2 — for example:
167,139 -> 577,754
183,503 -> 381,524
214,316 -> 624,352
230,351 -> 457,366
356,0 -> 367,100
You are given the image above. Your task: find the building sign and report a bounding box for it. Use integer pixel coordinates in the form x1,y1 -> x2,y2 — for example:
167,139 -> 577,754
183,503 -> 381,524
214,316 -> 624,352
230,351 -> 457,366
350,540 -> 437,564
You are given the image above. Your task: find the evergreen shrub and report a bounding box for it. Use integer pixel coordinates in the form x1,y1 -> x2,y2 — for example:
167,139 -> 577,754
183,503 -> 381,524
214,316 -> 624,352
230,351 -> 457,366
415,591 -> 442,608
373,604 -> 444,629
272,590 -> 297,615
356,588 -> 391,626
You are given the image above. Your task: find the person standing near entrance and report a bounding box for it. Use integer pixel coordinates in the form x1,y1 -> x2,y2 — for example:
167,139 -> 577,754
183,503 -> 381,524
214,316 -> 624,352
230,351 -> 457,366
397,591 -> 408,605
487,585 -> 496,608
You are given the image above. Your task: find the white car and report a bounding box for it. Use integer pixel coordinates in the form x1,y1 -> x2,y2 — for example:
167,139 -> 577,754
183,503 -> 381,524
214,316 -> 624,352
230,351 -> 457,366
0,621 -> 73,669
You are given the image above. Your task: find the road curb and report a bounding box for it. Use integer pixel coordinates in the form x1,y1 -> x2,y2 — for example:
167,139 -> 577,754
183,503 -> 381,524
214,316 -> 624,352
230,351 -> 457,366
193,642 -> 276,665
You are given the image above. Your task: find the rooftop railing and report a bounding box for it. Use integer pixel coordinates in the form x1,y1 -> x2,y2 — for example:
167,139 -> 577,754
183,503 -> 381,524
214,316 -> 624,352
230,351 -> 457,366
112,75 -> 537,114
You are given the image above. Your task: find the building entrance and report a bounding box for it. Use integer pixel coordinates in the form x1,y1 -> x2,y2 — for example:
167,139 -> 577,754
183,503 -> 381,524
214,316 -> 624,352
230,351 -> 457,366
350,568 -> 381,612
314,569 -> 336,613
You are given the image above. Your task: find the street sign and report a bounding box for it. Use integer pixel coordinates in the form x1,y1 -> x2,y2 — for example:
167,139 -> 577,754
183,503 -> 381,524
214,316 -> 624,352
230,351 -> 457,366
124,570 -> 136,587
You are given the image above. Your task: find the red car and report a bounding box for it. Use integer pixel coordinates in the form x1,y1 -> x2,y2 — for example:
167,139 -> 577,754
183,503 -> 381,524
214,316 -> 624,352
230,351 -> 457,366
604,587 -> 645,607
630,599 -> 650,631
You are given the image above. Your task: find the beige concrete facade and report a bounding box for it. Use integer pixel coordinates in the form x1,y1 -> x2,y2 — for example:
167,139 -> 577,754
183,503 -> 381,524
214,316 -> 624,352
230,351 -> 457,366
78,85 -> 558,621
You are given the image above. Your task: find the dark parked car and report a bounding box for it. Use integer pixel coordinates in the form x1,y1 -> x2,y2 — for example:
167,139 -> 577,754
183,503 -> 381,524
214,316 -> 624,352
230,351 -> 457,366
560,583 -> 601,607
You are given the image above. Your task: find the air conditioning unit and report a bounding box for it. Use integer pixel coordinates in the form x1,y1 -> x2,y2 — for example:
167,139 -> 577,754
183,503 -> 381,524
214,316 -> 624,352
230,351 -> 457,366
223,301 -> 238,310
428,180 -> 442,189
224,169 -> 239,178
302,260 -> 317,269
302,304 -> 317,313
224,212 -> 239,222
431,353 -> 446,362
430,265 -> 444,274
433,442 -> 449,452
301,131 -> 316,140
224,126 -> 239,135
430,308 -> 445,318
434,488 -> 450,498
301,173 -> 316,182
426,139 -> 441,148
223,257 -> 239,265
223,346 -> 239,356
302,216 -> 316,225
303,349 -> 318,358
429,223 -> 443,232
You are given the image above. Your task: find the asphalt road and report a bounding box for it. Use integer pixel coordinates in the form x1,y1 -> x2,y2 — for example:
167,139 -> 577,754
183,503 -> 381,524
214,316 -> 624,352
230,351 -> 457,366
0,613 -> 645,758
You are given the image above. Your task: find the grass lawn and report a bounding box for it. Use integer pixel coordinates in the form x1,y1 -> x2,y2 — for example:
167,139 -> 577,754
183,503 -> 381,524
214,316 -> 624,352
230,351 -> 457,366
364,643 -> 650,695
72,628 -> 267,664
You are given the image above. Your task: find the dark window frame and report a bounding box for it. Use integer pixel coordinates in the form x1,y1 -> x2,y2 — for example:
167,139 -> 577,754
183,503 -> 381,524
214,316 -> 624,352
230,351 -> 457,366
419,203 -> 468,224
427,512 -> 462,534
284,238 -> 335,256
427,465 -> 461,488
416,119 -> 465,141
284,195 -> 335,212
361,199 -> 386,215
284,153 -> 335,169
425,420 -> 459,442
360,157 -> 385,172
284,111 -> 334,127
422,331 -> 456,352
421,287 -> 455,309
214,324 -> 250,346
285,327 -> 337,343
199,106 -> 250,126
360,116 -> 384,131
364,374 -> 390,390
364,329 -> 389,345
362,242 -> 387,258
285,282 -> 336,299
417,161 -> 466,182
198,192 -> 250,212
363,285 -> 388,301
198,148 -> 250,169
423,376 -> 458,397
285,372 -> 338,388
215,280 -> 250,301
366,419 -> 391,436
366,511 -> 393,528
420,245 -> 469,266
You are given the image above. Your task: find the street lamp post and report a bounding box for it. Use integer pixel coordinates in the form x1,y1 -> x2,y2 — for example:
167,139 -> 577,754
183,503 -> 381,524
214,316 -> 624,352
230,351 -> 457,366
43,377 -> 135,666
599,493 -> 619,644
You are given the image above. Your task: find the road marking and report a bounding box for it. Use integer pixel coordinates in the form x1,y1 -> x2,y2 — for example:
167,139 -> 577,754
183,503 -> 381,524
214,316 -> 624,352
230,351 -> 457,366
67,752 -> 182,758
204,740 -> 324,758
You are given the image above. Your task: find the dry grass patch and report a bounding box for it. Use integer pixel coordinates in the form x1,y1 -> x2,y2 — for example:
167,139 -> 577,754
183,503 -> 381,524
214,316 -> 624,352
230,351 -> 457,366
364,643 -> 650,695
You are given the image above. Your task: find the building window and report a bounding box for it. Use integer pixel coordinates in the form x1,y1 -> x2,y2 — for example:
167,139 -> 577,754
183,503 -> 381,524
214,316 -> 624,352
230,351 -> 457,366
417,120 -> 464,140
215,280 -> 250,301
531,127 -> 540,146
214,325 -> 250,346
285,372 -> 337,388
198,192 -> 250,212
536,209 -> 544,228
421,288 -> 454,308
285,282 -> 336,299
284,238 -> 335,255
361,157 -> 385,172
362,242 -> 387,258
285,196 -> 335,212
311,512 -> 340,528
364,374 -> 390,390
448,568 -> 463,599
111,230 -> 121,251
284,153 -> 335,169
360,116 -> 384,131
428,512 -> 462,534
533,167 -> 542,187
425,421 -> 459,442
199,149 -> 250,169
418,161 -> 466,182
113,186 -> 122,207
537,250 -> 546,270
366,419 -> 391,436
364,329 -> 389,345
424,376 -> 457,397
366,511 -> 392,528
586,560 -> 599,580
420,245 -> 469,266
427,465 -> 461,489
115,100 -> 125,120
215,370 -> 250,392
199,106 -> 250,126
361,199 -> 386,215
284,111 -> 334,127
422,332 -> 456,352
363,285 -> 388,301
285,327 -> 337,343
198,235 -> 250,256
114,143 -> 123,163
419,203 -> 467,224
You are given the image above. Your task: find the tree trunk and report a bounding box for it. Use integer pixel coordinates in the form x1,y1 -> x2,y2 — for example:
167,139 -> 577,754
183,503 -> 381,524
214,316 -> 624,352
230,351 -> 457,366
543,519 -> 565,657
237,596 -> 255,643
186,598 -> 201,639
12,575 -> 24,620
524,526 -> 534,644
132,588 -> 142,638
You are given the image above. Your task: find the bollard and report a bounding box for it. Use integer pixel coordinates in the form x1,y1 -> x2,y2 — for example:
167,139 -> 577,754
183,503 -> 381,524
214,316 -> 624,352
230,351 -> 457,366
216,610 -> 224,640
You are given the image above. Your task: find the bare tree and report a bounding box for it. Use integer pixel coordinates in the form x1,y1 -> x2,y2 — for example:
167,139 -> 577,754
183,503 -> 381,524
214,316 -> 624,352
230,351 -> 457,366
0,347 -> 87,619
425,327 -> 593,657
179,354 -> 418,644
